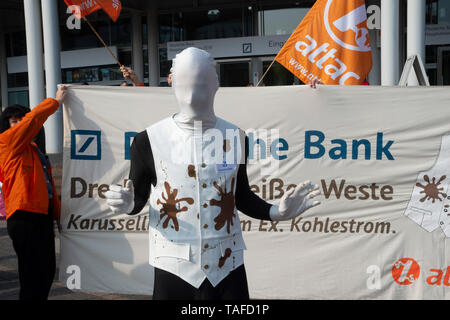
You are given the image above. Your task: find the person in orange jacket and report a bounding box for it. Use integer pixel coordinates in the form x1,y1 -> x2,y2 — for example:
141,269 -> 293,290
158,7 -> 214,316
0,182 -> 5,220
0,85 -> 67,300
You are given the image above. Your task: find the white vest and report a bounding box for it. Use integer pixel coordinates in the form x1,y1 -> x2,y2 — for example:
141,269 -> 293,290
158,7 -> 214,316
405,134 -> 450,237
146,116 -> 247,288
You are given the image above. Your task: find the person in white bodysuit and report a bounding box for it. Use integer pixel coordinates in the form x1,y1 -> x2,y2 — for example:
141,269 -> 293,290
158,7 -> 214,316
106,47 -> 321,300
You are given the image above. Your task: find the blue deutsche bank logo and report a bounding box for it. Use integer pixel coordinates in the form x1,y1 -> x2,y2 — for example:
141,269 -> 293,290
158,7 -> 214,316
124,131 -> 138,160
242,43 -> 252,53
71,130 -> 101,160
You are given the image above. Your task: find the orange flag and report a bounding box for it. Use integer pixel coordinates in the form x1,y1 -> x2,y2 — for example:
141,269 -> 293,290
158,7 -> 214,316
275,0 -> 372,85
64,0 -> 122,22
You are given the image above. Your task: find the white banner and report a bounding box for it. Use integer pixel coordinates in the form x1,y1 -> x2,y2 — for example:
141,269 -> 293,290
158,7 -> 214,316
61,85 -> 450,299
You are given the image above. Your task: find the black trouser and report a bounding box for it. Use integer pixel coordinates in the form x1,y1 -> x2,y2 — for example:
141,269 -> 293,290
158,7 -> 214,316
6,206 -> 56,300
153,264 -> 250,300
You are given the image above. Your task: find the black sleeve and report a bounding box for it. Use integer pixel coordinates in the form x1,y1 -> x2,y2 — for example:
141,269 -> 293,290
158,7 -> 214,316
235,136 -> 273,221
128,130 -> 156,215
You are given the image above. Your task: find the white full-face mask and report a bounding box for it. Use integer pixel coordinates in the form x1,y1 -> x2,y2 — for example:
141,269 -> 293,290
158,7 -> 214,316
171,47 -> 219,133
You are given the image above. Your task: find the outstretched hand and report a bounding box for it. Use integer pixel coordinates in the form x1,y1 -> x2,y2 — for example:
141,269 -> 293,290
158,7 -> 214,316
270,180 -> 321,221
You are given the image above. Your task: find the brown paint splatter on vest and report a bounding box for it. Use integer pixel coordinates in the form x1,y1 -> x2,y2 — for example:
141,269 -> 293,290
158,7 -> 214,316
188,165 -> 196,179
157,181 -> 194,231
416,175 -> 447,203
218,248 -> 232,268
210,178 -> 236,234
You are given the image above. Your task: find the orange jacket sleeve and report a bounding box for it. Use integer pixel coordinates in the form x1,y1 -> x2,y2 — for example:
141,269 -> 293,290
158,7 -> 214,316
0,98 -> 59,157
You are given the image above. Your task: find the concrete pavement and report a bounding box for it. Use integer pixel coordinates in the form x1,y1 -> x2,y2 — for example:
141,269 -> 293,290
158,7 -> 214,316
0,219 -> 152,300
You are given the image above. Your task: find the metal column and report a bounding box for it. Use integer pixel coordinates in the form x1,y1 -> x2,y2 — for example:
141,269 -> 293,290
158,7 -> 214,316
407,0 -> 426,86
0,29 -> 8,110
24,0 -> 45,108
381,0 -> 400,85
42,0 -> 63,153
147,3 -> 159,86
132,12 -> 144,82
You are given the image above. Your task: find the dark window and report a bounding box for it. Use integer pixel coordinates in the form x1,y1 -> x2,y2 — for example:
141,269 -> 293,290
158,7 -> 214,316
99,65 -> 123,81
262,60 -> 295,86
62,66 -> 99,83
159,8 -> 252,43
219,62 -> 249,87
426,45 -> 438,63
426,0 -> 450,24
426,0 -> 438,24
441,50 -> 450,85
5,33 -> 12,58
259,7 -> 310,36
426,67 -> 437,85
110,18 -> 132,47
159,48 -> 171,78
61,65 -> 123,83
143,49 -> 149,78
7,73 -> 28,88
118,50 -> 132,66
8,90 -> 29,107
61,11 -> 131,51
10,31 -> 27,57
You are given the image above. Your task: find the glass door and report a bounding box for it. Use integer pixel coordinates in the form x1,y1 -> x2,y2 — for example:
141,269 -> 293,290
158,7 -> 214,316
260,57 -> 297,86
217,59 -> 251,87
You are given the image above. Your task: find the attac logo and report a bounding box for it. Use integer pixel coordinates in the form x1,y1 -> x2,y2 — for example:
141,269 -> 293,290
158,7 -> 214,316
275,0 -> 372,85
324,0 -> 371,52
391,258 -> 421,285
392,258 -> 450,287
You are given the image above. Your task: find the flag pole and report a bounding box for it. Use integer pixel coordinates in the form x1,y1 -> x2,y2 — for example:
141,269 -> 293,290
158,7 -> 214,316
82,17 -> 122,67
256,57 -> 276,87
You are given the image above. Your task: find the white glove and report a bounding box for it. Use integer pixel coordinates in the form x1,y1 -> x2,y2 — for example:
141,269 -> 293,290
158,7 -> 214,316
269,180 -> 321,221
105,180 -> 134,214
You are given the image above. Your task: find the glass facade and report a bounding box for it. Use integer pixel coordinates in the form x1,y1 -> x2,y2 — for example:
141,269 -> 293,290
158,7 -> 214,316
60,15 -> 131,51
62,65 -> 124,84
159,7 -> 254,43
8,91 -> 29,107
159,48 -> 171,78
7,31 -> 27,57
2,0 -> 450,102
425,0 -> 450,85
259,7 -> 310,36
7,72 -> 28,88
262,61 -> 295,86
426,0 -> 450,24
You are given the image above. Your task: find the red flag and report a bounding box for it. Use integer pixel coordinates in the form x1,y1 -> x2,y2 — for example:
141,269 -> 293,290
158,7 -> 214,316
64,0 -> 122,22
97,0 -> 121,21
